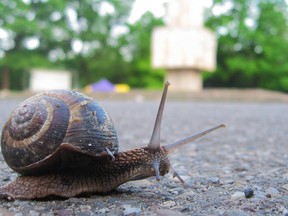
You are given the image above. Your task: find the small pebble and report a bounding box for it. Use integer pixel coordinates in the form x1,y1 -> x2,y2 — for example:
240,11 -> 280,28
160,200 -> 177,207
181,205 -> 193,212
96,208 -> 109,214
107,197 -> 118,204
231,191 -> 245,201
28,211 -> 40,216
244,188 -> 254,198
224,179 -> 234,184
265,194 -> 271,198
265,187 -> 279,197
122,204 -> 141,216
283,184 -> 288,191
208,177 -> 220,184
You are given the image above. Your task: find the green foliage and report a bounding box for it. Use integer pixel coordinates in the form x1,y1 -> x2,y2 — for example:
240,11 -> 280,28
3,0 -> 287,91
121,12 -> 165,88
0,0 -> 69,89
204,0 -> 288,92
0,0 -> 164,90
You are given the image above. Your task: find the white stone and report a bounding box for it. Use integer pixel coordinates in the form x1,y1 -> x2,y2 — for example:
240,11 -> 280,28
282,184 -> 288,191
152,28 -> 216,71
231,191 -> 245,201
160,200 -> 177,207
166,0 -> 205,27
122,204 -> 141,215
151,0 -> 217,92
166,70 -> 203,91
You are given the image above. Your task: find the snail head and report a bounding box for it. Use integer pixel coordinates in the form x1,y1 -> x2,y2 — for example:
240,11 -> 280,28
146,81 -> 225,184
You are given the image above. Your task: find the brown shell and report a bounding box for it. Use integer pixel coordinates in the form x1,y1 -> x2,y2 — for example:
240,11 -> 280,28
1,90 -> 118,175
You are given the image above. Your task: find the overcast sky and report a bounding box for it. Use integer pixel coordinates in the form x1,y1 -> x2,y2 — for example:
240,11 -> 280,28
129,0 -> 213,23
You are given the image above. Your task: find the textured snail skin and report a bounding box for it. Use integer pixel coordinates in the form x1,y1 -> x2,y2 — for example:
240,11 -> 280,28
1,90 -> 118,175
0,145 -> 170,200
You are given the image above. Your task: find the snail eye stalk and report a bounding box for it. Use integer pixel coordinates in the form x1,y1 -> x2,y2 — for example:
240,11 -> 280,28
153,160 -> 160,182
165,124 -> 226,151
148,81 -> 170,150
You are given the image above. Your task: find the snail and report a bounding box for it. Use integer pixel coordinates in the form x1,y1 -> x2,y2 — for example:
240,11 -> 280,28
0,81 -> 225,200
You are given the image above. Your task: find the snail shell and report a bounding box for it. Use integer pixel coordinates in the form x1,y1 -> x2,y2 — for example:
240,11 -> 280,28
1,90 -> 118,175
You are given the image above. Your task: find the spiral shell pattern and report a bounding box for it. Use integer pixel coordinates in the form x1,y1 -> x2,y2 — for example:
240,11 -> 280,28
1,90 -> 118,175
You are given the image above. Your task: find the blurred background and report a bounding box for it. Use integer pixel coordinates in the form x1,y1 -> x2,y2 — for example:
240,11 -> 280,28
1,2 -> 288,214
0,0 -> 288,93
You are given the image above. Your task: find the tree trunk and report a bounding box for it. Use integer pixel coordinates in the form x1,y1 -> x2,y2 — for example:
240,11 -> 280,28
2,67 -> 10,90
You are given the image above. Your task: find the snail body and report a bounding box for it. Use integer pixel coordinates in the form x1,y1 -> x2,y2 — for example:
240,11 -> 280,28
0,82 -> 224,200
0,146 -> 169,199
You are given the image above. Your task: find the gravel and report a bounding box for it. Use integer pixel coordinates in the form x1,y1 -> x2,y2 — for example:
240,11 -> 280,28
0,96 -> 288,215
244,188 -> 254,198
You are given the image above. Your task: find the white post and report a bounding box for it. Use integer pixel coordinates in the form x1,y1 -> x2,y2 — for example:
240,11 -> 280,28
152,0 -> 217,91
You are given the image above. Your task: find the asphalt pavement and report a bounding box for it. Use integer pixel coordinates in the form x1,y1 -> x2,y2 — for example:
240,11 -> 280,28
0,93 -> 287,215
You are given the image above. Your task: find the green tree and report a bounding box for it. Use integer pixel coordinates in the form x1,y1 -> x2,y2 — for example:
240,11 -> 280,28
0,0 -> 68,90
0,0 -> 134,90
204,0 -> 288,92
63,0 -> 134,86
255,1 -> 288,91
0,0 -> 166,90
120,12 -> 165,88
